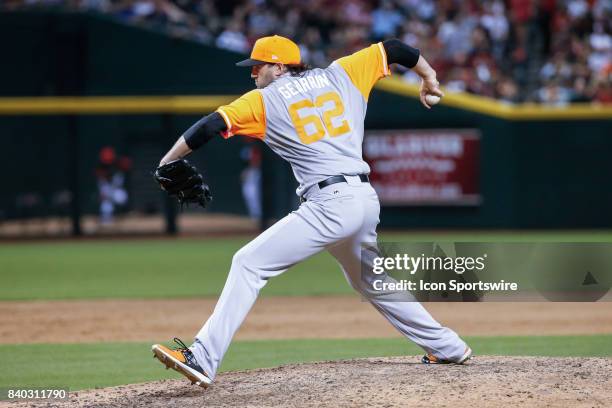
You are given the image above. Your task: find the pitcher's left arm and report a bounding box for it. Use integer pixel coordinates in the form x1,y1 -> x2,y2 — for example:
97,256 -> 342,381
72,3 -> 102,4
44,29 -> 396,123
159,113 -> 227,166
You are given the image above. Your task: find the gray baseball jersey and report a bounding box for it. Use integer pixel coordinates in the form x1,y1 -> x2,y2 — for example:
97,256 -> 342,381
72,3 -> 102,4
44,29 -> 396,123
216,42 -> 391,195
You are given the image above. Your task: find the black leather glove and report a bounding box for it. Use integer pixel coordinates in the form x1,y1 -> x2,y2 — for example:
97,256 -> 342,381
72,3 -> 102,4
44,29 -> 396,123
154,159 -> 212,208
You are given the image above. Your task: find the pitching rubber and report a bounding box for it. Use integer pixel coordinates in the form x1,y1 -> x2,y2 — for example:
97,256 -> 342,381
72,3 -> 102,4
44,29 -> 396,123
151,344 -> 212,388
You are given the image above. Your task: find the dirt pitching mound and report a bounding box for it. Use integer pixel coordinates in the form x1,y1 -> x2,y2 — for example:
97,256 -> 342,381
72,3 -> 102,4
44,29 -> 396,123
22,356 -> 612,408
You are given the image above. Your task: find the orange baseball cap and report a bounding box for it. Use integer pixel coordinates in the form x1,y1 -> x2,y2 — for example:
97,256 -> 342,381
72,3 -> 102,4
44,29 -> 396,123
236,35 -> 301,67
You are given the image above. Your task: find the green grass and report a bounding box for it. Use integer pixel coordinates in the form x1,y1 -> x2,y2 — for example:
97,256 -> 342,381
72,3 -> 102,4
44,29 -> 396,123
0,335 -> 610,390
2,231 -> 612,300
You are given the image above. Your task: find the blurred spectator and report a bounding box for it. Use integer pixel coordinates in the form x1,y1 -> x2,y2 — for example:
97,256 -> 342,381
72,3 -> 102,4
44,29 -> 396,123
341,0 -> 371,26
437,5 -> 479,61
7,0 -> 611,105
216,19 -> 249,53
480,0 -> 509,60
592,63 -> 612,103
371,0 -> 404,40
535,79 -> 573,105
400,0 -> 436,22
496,75 -> 520,103
95,147 -> 131,225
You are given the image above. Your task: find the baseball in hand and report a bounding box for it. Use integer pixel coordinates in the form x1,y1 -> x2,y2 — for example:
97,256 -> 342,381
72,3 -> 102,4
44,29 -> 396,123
425,94 -> 441,105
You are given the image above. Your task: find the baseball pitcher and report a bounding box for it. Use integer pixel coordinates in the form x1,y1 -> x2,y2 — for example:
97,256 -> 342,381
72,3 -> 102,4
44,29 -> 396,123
152,35 -> 472,387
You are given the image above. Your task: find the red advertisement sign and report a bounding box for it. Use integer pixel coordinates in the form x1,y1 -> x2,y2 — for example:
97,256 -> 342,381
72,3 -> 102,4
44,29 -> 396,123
363,129 -> 480,205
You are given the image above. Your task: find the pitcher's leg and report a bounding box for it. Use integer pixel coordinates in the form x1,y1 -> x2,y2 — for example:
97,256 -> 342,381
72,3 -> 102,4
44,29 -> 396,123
190,211 -> 328,379
329,233 -> 468,362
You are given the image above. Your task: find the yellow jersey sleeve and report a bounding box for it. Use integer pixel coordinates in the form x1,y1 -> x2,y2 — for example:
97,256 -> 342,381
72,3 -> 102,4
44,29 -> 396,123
335,43 -> 390,101
216,90 -> 266,140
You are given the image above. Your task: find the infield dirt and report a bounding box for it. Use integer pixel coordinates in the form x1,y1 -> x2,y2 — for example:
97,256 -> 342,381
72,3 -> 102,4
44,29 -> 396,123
13,356 -> 612,408
3,297 -> 612,343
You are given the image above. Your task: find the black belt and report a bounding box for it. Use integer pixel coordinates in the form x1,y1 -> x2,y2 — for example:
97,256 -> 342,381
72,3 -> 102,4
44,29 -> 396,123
318,174 -> 369,189
301,174 -> 369,203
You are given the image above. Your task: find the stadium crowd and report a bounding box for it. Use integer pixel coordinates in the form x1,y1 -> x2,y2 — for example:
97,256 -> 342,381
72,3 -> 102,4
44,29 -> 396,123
5,0 -> 611,104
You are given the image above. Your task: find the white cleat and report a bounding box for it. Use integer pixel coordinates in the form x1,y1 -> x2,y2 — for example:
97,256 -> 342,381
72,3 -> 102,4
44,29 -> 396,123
422,347 -> 473,364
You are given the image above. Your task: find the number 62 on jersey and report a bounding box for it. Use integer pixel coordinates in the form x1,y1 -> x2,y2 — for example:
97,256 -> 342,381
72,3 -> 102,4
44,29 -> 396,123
288,91 -> 351,145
